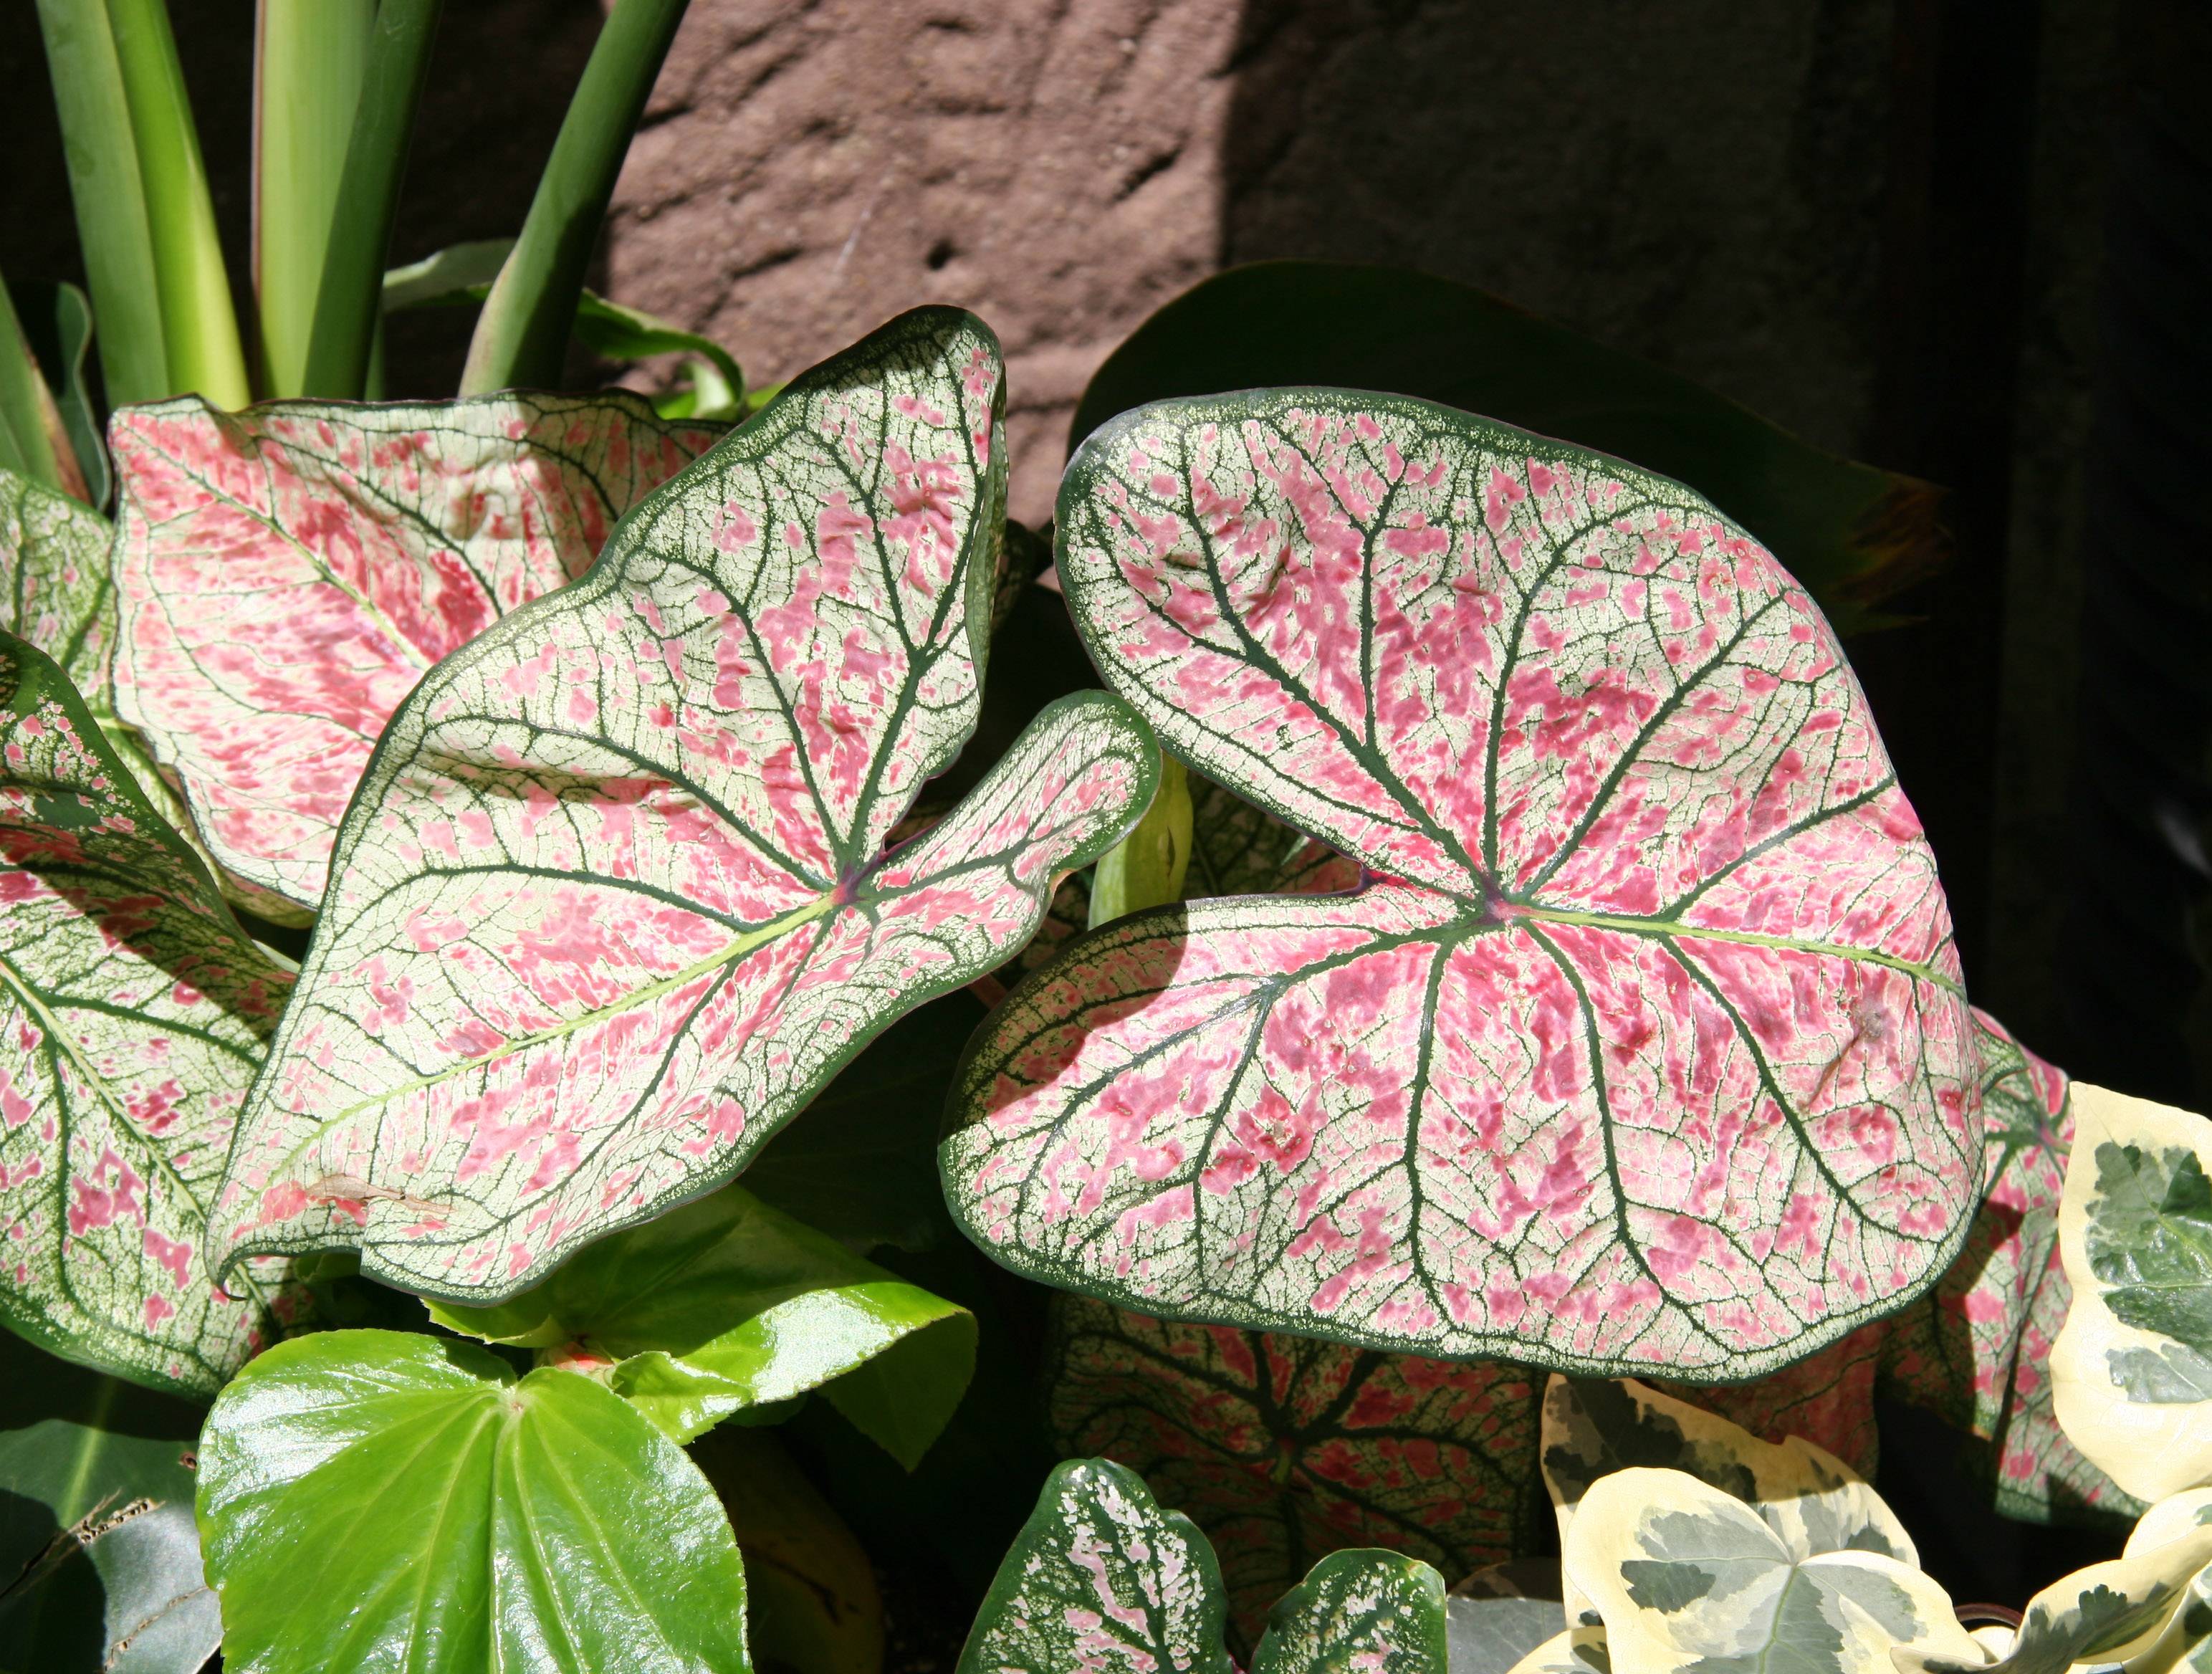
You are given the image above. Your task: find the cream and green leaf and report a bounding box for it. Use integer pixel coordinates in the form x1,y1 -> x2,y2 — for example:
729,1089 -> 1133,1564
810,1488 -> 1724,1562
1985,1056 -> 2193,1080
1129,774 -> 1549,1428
2051,1084 -> 2212,1503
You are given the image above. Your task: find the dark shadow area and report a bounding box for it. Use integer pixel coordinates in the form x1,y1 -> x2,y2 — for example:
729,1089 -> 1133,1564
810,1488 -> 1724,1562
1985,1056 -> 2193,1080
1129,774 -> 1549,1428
0,0 -> 611,403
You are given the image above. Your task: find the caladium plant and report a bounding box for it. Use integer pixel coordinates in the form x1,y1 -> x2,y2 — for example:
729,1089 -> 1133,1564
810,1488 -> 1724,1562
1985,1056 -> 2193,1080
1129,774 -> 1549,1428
944,388 -> 1978,1380
206,307 -> 1159,1304
0,630 -> 301,1395
107,392 -> 719,916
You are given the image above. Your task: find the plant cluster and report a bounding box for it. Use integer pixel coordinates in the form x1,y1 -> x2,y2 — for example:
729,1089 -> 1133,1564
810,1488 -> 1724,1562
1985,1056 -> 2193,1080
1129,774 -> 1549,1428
4,5 -> 2206,1674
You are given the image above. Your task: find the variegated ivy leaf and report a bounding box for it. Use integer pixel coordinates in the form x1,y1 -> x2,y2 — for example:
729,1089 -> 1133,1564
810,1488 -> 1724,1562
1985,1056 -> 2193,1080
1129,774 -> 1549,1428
209,308 -> 1159,1304
945,391 -> 1977,1378
1568,1468 -> 1982,1674
108,391 -> 721,914
2122,1493 -> 2212,1674
1895,1488 -> 2212,1674
1541,1375 -> 1912,1641
427,1182 -> 975,1462
2051,1084 -> 2212,1503
1248,1547 -> 1448,1674
0,631 -> 301,1394
956,1455 -> 1448,1674
1047,1293 -> 1540,1643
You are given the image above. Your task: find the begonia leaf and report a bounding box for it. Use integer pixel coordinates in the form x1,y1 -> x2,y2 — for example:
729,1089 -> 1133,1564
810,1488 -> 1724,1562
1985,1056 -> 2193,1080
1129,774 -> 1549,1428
1045,1293 -> 1538,1644
956,1455 -> 1448,1674
1566,1468 -> 1981,1674
0,630 -> 301,1395
196,1328 -> 752,1674
428,1182 -> 975,1460
108,391 -> 721,914
206,307 -> 1159,1304
944,389 -> 1978,1379
2051,1084 -> 2212,1503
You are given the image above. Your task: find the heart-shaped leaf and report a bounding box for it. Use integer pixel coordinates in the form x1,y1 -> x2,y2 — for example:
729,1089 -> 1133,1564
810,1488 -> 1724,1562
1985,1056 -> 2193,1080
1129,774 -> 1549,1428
0,631 -> 301,1394
197,1328 -> 752,1674
944,389 -> 1978,1379
957,1455 -> 1448,1674
1046,1293 -> 1539,1642
1068,262 -> 1948,635
209,307 -> 1159,1304
108,391 -> 721,914
1566,1468 -> 1981,1674
428,1182 -> 975,1460
2051,1084 -> 2212,1503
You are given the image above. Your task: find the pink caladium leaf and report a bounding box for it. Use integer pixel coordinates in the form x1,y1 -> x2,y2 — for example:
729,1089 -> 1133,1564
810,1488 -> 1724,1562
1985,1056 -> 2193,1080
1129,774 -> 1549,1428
108,392 -> 721,917
0,631 -> 302,1394
207,308 -> 1159,1304
1047,1293 -> 1540,1645
943,390 -> 1980,1379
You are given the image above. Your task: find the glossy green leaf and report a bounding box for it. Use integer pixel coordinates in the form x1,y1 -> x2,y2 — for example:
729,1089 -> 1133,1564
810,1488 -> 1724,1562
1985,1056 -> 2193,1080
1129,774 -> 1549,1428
0,1340 -> 219,1674
1048,1293 -> 1539,1644
107,391 -> 719,914
1069,262 -> 1945,635
1250,1547 -> 1448,1674
430,1182 -> 975,1460
1896,1488 -> 2212,1674
947,388 -> 1975,1380
0,631 -> 302,1394
2052,1085 -> 2212,1503
197,1328 -> 752,1674
742,990 -> 985,1254
1566,1468 -> 1980,1674
208,308 -> 1157,1306
8,279 -> 109,508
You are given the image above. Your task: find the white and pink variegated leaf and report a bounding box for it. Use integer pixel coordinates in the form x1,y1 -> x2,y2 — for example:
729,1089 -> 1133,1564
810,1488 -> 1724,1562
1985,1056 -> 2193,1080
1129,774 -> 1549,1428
208,309 -> 1158,1304
0,631 -> 303,1395
943,389 -> 1979,1379
108,392 -> 721,917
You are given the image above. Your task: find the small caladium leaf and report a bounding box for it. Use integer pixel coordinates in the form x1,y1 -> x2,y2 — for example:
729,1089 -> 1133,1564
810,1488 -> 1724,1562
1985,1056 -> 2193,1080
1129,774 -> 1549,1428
946,391 -> 1978,1378
1895,1489 -> 2212,1674
1,461 -> 112,687
1248,1547 -> 1449,1674
959,1457 -> 1236,1674
198,1328 -> 751,1674
1048,1293 -> 1539,1644
0,631 -> 301,1394
428,1182 -> 975,1460
2051,1084 -> 2212,1503
1567,1468 -> 1981,1674
107,391 -> 721,913
209,307 -> 1159,1304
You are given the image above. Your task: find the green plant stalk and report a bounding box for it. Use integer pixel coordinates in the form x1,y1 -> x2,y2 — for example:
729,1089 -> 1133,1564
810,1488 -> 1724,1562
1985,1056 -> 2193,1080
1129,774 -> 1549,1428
300,0 -> 442,399
254,0 -> 374,398
0,274 -> 83,498
459,0 -> 690,395
1088,755 -> 1192,928
33,0 -> 168,408
105,0 -> 251,409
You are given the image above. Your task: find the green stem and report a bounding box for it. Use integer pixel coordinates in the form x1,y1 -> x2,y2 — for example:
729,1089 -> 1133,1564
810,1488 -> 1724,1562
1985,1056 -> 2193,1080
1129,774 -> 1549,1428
253,0 -> 374,398
1088,756 -> 1191,928
105,0 -> 251,409
0,271 -> 87,499
33,0 -> 167,409
459,0 -> 689,396
300,0 -> 442,399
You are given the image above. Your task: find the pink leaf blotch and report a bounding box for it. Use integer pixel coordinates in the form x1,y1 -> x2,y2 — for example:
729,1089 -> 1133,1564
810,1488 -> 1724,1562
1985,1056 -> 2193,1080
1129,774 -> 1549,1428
942,390 -> 1980,1379
208,309 -> 1158,1304
110,392 -> 721,913
0,631 -> 302,1394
